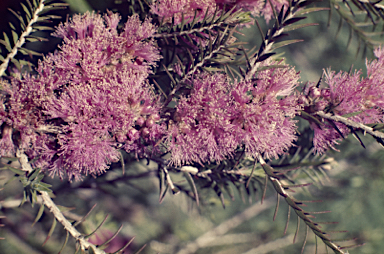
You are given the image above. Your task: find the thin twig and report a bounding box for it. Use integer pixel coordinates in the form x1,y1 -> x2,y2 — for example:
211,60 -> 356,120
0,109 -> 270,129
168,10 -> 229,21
0,0 -> 45,77
316,111 -> 384,139
16,150 -> 107,254
256,154 -> 346,254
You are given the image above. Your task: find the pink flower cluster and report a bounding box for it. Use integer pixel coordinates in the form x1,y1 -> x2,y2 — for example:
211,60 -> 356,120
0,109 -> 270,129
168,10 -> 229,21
0,6 -> 303,180
151,0 -> 217,24
151,0 -> 288,24
306,47 -> 384,153
1,12 -> 163,180
168,60 -> 301,166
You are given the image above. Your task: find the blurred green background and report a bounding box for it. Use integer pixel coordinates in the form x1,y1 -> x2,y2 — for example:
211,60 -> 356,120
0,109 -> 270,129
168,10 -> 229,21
1,0 -> 384,254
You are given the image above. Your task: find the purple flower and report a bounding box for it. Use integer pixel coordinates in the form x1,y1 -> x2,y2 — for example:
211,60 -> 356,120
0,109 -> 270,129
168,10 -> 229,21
152,0 -> 289,24
307,46 -> 384,153
167,72 -> 239,166
232,60 -> 301,159
168,60 -> 301,166
3,12 -> 163,180
151,0 -> 217,24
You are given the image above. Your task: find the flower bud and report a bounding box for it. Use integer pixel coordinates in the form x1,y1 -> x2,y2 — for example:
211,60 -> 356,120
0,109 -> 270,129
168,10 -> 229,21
116,132 -> 126,142
314,100 -> 328,111
141,127 -> 150,136
321,89 -> 330,98
298,95 -> 309,106
135,117 -> 145,126
128,128 -> 140,141
151,113 -> 160,121
309,87 -> 321,98
146,118 -> 154,127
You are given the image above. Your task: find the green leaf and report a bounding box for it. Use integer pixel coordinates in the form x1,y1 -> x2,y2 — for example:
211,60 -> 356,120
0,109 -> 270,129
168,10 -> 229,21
183,172 -> 199,206
300,110 -> 323,126
63,0 -> 91,13
5,165 -> 25,175
11,58 -> 21,70
35,184 -> 52,193
257,52 -> 276,62
3,175 -> 18,186
88,247 -> 96,254
38,182 -> 52,190
159,182 -> 169,204
56,205 -> 75,213
42,218 -> 57,246
25,35 -> 49,42
34,173 -> 44,182
21,189 -> 28,206
84,214 -> 109,239
1,156 -> 19,161
19,48 -> 42,56
20,21 -> 26,31
36,16 -> 54,22
9,22 -> 16,30
25,37 -> 39,42
58,232 -> 70,254
284,16 -> 306,26
223,183 -> 235,201
0,39 -> 12,53
21,3 -> 31,20
26,0 -> 33,11
11,30 -> 19,46
294,7 -> 330,16
31,190 -> 38,205
8,8 -> 25,24
32,204 -> 45,227
32,26 -> 55,31
38,6 -> 68,15
36,15 -> 62,22
19,59 -> 34,68
28,168 -> 42,180
271,39 -> 303,50
49,2 -> 70,8
202,67 -> 224,72
283,23 -> 318,32
218,5 -> 237,22
3,32 -> 11,48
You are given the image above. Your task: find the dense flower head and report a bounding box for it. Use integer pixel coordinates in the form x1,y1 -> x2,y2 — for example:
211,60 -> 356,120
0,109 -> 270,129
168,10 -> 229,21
167,72 -> 239,166
151,0 -> 217,24
151,0 -> 289,24
1,12 -> 163,180
168,60 -> 301,166
52,11 -> 160,73
231,60 -> 301,159
307,46 -> 384,153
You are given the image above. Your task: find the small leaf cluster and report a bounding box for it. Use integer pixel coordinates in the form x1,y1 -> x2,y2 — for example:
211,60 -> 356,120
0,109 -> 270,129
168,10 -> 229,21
19,168 -> 52,206
0,0 -> 67,76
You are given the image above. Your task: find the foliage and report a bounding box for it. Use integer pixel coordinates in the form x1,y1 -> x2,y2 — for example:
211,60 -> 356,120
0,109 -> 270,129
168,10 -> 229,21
1,0 -> 384,253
